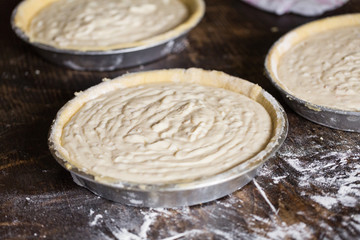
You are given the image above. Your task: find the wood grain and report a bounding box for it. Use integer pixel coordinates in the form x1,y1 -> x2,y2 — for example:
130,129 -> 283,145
1,0 -> 360,239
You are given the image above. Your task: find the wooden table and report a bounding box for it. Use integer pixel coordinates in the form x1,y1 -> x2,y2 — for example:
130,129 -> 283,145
1,0 -> 360,239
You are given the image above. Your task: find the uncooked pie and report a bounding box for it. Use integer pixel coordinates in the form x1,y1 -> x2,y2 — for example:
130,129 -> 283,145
49,68 -> 275,184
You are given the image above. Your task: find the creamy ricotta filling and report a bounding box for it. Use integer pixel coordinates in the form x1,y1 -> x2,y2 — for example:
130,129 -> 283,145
61,83 -> 272,184
278,26 -> 360,111
28,0 -> 188,49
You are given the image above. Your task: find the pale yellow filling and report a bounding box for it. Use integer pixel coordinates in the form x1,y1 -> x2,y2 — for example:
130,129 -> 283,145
27,0 -> 188,49
278,26 -> 360,111
60,82 -> 272,184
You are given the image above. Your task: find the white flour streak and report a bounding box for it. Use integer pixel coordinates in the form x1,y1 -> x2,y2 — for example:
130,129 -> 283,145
350,214 -> 360,232
211,229 -> 233,240
272,175 -> 287,184
162,229 -> 203,240
138,211 -> 159,239
90,214 -> 103,226
265,222 -> 312,240
310,196 -> 338,209
114,228 -> 142,240
248,216 -> 313,240
104,208 -> 170,240
286,158 -> 315,174
253,179 -> 278,214
89,209 -> 94,216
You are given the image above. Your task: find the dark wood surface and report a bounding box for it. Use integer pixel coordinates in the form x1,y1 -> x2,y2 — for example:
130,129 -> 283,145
1,0 -> 360,239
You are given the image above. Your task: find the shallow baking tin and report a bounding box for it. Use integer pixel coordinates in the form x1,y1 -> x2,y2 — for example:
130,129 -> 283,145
11,0 -> 205,71
48,68 -> 288,208
265,14 -> 360,132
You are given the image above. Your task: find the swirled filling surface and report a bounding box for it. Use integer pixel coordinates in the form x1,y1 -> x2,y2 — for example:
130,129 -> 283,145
61,83 -> 272,183
278,26 -> 360,111
28,0 -> 188,49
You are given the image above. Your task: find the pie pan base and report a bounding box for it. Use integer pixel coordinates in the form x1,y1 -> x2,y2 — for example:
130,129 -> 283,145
11,0 -> 205,71
70,168 -> 257,207
48,68 -> 288,207
265,14 -> 360,132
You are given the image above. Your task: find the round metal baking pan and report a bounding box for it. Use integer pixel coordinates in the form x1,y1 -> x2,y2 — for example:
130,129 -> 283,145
10,0 -> 205,71
265,14 -> 360,132
48,68 -> 288,207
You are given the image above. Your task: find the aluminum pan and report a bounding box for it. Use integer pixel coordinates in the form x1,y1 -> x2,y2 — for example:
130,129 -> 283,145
48,68 -> 288,207
265,14 -> 360,132
10,0 -> 205,71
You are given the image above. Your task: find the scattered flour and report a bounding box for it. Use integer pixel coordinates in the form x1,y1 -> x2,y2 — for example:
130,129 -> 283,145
138,211 -> 160,239
101,209 -> 165,240
265,222 -> 312,240
90,214 -> 103,227
254,133 -> 360,238
258,134 -> 360,210
310,196 -> 338,209
244,214 -> 314,240
280,150 -> 360,209
211,229 -> 234,240
110,228 -> 142,240
89,209 -> 95,216
162,229 -> 204,240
